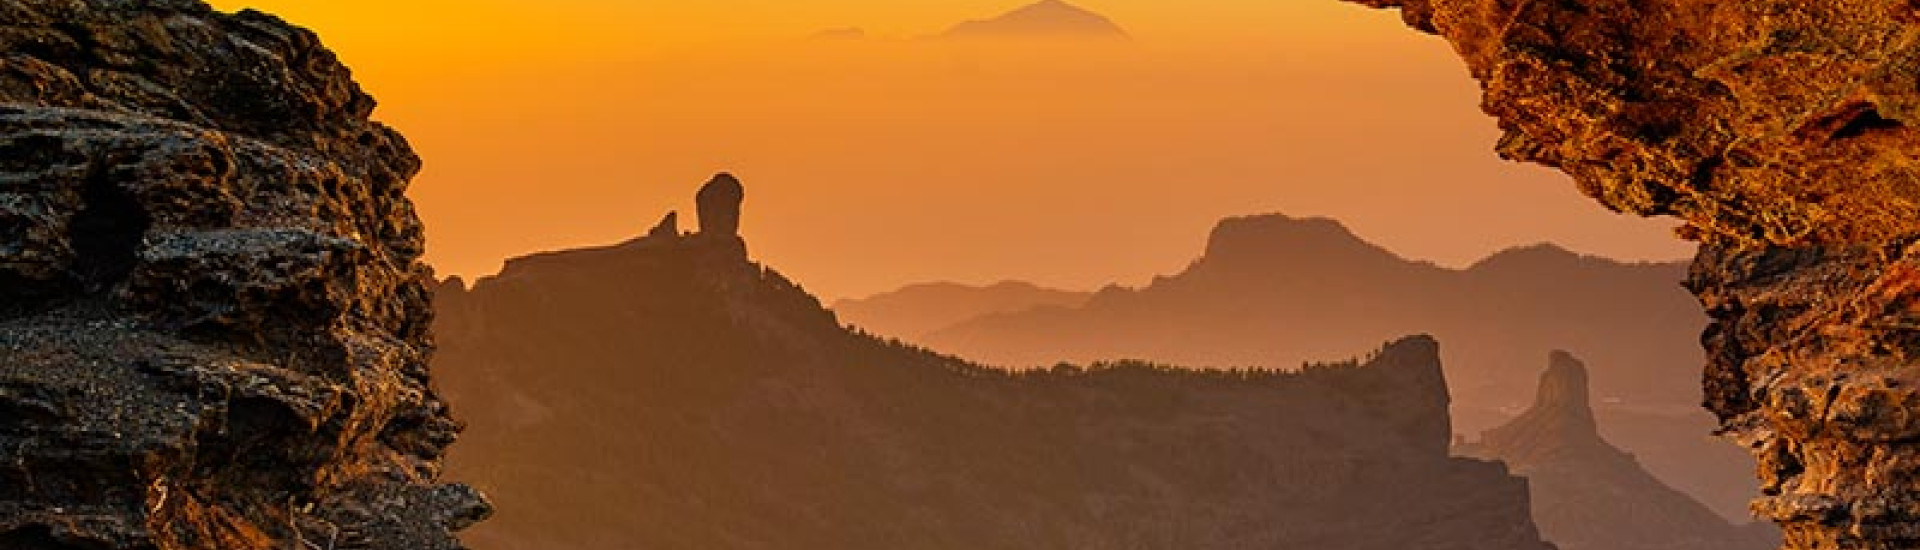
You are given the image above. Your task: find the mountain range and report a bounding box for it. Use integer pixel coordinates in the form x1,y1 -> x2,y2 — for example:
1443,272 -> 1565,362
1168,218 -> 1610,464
431,176 -> 1553,549
836,213 -> 1761,523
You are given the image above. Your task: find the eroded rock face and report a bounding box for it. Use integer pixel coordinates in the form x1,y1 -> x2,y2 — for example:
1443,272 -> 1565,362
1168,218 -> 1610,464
0,1 -> 486,548
1342,0 -> 1920,547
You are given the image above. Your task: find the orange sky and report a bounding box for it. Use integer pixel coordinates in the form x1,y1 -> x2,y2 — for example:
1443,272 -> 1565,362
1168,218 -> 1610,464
208,0 -> 1693,300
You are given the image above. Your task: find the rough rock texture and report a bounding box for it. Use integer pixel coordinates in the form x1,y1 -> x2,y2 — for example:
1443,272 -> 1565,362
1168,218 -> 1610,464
0,1 -> 486,548
1342,0 -> 1920,547
1462,352 -> 1777,550
432,176 -> 1556,550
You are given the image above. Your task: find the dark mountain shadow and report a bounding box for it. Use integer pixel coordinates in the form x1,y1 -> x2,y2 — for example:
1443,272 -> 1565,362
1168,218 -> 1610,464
432,175 -> 1553,550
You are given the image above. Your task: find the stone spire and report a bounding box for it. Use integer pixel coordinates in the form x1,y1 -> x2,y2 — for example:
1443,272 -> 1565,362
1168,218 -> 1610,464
696,173 -> 745,237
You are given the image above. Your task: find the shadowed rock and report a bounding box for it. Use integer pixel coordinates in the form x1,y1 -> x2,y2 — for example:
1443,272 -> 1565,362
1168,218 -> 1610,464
649,211 -> 680,239
0,1 -> 486,548
696,173 -> 745,237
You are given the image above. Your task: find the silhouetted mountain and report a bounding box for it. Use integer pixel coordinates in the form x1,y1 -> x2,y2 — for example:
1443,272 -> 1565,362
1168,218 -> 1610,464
897,212 -> 1756,521
834,281 -> 1092,341
1460,353 -> 1778,550
433,176 -> 1553,550
938,0 -> 1130,41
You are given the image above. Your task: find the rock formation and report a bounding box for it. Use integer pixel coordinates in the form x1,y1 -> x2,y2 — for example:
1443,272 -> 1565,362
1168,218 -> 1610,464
1462,352 -> 1777,550
1342,1 -> 1920,546
432,177 -> 1555,550
0,1 -> 485,548
647,211 -> 679,239
695,172 -> 744,237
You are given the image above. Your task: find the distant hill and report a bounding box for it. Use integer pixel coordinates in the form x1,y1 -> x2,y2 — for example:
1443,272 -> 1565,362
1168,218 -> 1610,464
834,281 -> 1091,341
938,0 -> 1130,40
1460,352 -> 1778,550
854,213 -> 1757,522
432,176 -> 1553,550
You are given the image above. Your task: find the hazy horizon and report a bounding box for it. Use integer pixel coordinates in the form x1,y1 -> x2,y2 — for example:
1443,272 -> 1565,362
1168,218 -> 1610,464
208,0 -> 1694,300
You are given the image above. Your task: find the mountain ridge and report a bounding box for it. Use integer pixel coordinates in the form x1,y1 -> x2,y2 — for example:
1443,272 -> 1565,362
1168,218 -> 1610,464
849,211 -> 1751,523
433,175 -> 1556,550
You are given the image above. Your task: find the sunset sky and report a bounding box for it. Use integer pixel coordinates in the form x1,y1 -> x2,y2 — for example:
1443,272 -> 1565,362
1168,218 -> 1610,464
207,0 -> 1692,299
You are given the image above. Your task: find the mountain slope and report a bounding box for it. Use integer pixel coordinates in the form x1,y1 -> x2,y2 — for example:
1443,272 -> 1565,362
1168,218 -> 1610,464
834,281 -> 1092,341
1461,352 -> 1777,550
433,176 -> 1553,550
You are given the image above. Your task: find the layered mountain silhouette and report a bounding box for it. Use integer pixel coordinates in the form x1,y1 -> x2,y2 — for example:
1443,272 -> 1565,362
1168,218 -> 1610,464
939,0 -> 1131,40
1460,352 -> 1777,550
834,281 -> 1091,341
432,175 -> 1553,550
843,213 -> 1759,522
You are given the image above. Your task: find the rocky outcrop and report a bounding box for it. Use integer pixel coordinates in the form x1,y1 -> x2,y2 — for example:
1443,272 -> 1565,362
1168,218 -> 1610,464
1341,1 -> 1920,546
1463,352 -> 1776,550
694,172 -> 744,237
647,211 -> 679,239
433,176 -> 1555,550
0,1 -> 485,548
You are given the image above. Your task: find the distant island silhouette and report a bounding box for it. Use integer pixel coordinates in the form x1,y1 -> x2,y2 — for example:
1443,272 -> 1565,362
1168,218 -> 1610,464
939,0 -> 1131,40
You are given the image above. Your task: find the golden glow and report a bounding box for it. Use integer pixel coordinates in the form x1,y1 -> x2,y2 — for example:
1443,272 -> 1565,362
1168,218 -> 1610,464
207,0 -> 1690,299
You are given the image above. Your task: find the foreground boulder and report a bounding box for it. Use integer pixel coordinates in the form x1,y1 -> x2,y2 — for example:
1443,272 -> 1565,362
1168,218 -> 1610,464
0,1 -> 485,548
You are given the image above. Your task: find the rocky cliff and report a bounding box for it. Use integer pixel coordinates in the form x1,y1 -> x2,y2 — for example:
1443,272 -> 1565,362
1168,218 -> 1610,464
1342,0 -> 1920,547
1463,352 -> 1776,550
0,1 -> 485,548
434,175 -> 1555,550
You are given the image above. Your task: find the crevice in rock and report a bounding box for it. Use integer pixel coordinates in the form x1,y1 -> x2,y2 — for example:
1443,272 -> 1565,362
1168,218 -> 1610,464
66,165 -> 148,293
0,525 -> 114,550
1833,107 -> 1902,139
1801,103 -> 1905,141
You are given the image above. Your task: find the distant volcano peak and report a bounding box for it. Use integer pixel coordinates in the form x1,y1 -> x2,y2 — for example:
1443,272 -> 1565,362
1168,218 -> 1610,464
940,0 -> 1130,40
1196,214 -> 1411,272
